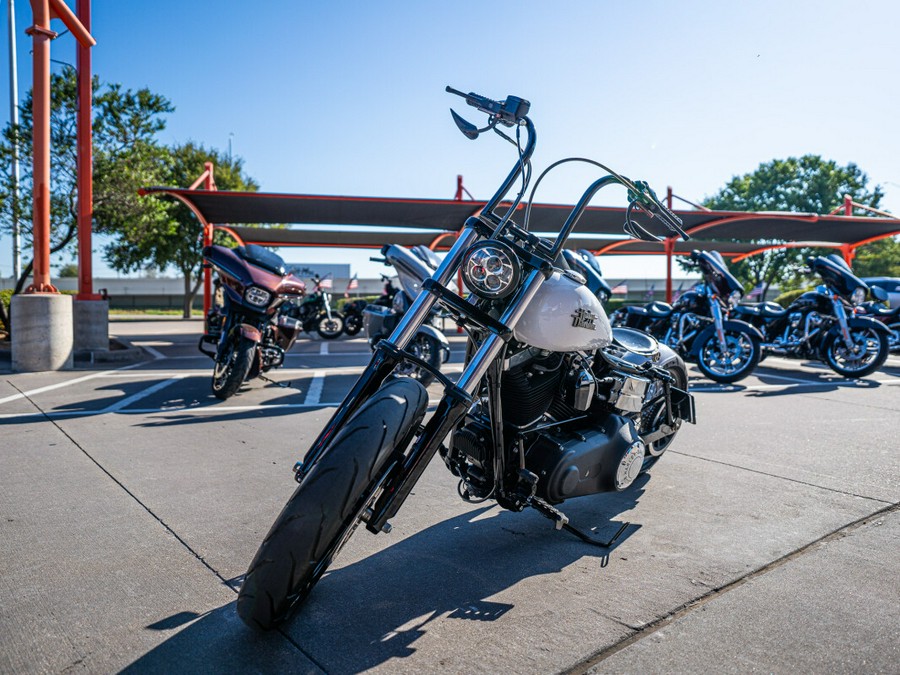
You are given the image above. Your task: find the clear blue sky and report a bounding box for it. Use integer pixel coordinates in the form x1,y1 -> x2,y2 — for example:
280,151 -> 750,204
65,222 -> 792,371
2,0 -> 899,281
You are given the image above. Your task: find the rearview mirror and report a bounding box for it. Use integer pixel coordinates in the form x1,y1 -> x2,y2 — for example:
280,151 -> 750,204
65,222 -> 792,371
871,286 -> 889,302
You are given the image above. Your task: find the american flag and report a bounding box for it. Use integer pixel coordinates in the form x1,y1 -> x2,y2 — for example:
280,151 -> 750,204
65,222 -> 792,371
319,276 -> 333,289
672,281 -> 685,302
645,283 -> 656,300
611,282 -> 628,295
344,274 -> 358,298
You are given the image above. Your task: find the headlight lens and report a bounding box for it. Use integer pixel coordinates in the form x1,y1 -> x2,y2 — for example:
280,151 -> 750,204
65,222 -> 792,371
461,240 -> 521,299
244,286 -> 272,307
728,290 -> 742,308
851,287 -> 867,305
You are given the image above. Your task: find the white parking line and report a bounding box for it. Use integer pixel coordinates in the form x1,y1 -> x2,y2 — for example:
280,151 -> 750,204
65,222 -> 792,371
319,342 -> 329,355
0,362 -> 143,406
304,370 -> 327,405
99,376 -> 185,413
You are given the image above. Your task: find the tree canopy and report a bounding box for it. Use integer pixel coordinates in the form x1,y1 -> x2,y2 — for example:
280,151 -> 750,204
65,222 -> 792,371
0,68 -> 259,317
698,155 -> 893,295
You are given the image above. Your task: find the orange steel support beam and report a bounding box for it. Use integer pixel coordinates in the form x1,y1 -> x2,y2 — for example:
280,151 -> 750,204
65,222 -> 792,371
25,0 -> 94,294
75,0 -> 100,299
200,162 -> 217,317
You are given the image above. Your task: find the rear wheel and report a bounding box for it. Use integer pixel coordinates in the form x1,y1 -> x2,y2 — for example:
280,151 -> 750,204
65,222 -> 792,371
696,329 -> 760,383
822,327 -> 889,378
639,362 -> 688,473
316,313 -> 344,339
211,335 -> 255,400
236,378 -> 429,630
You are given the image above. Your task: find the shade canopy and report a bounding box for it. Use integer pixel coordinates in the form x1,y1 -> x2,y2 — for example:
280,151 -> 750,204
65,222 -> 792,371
140,187 -> 900,256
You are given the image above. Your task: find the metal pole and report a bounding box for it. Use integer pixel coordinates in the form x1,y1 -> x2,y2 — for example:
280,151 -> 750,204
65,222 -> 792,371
75,0 -> 97,299
202,162 -> 216,317
8,0 -> 21,281
25,0 -> 56,293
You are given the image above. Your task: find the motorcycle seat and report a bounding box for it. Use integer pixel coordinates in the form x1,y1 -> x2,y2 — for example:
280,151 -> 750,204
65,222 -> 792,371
736,302 -> 787,318
861,304 -> 899,317
645,301 -> 673,318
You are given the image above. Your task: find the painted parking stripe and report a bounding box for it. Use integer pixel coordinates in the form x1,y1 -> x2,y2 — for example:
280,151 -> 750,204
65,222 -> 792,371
319,342 -> 329,355
0,362 -> 143,406
98,376 -> 185,413
303,370 -> 327,405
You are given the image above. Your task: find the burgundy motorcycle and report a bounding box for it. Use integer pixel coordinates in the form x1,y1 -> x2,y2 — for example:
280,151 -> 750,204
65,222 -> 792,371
200,244 -> 306,400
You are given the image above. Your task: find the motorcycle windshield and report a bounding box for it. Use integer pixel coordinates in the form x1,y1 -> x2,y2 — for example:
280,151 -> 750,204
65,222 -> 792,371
696,250 -> 742,297
812,255 -> 867,298
237,244 -> 286,276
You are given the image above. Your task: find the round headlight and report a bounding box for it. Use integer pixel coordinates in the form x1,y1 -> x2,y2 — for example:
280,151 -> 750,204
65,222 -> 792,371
244,286 -> 272,307
728,289 -> 742,308
462,240 -> 521,299
851,287 -> 867,306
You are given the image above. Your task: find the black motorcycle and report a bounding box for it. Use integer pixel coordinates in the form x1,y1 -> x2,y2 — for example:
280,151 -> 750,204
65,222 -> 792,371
363,244 -> 451,385
284,274 -> 344,339
341,299 -> 367,336
734,254 -> 891,377
236,86 -> 696,629
562,249 -> 613,303
610,250 -> 762,383
855,290 -> 900,354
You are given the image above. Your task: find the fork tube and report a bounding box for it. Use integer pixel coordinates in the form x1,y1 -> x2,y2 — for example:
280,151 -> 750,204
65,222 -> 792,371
390,225 -> 480,348
710,300 -> 727,349
456,268 -> 547,395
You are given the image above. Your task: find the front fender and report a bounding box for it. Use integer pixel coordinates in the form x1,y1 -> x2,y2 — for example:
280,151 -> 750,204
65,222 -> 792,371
844,316 -> 892,336
689,319 -> 763,356
239,323 -> 263,343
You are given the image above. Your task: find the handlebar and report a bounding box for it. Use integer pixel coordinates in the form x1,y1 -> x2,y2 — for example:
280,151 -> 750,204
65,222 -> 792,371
446,86 -> 530,127
627,181 -> 688,240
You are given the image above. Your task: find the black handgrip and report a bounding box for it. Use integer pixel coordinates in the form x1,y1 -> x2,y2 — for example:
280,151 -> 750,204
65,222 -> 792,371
446,86 -> 502,115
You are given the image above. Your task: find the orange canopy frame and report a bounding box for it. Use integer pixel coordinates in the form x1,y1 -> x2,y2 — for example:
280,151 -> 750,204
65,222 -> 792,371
140,177 -> 900,313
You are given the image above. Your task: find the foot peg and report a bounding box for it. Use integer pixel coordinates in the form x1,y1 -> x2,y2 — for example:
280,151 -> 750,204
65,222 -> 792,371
529,496 -> 629,548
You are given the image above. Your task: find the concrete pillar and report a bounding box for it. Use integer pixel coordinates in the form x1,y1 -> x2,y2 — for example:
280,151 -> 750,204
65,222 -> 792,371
73,299 -> 109,352
10,294 -> 74,371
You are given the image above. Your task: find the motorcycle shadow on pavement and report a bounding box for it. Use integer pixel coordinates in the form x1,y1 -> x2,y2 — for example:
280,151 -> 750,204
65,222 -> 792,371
125,477 -> 648,674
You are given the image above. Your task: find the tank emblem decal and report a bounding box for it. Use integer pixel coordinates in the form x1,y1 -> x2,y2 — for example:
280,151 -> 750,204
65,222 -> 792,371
572,308 -> 598,330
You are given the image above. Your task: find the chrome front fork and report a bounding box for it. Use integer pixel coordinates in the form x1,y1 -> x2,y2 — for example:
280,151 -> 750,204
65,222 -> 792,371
710,301 -> 728,350
832,300 -> 855,349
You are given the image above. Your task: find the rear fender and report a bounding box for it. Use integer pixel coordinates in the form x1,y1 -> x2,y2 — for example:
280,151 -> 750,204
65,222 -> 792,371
689,319 -> 763,356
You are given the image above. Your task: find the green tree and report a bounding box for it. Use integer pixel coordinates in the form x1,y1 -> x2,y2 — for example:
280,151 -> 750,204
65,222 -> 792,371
0,66 -> 173,294
104,142 -> 259,317
57,262 -> 79,277
700,155 -> 885,297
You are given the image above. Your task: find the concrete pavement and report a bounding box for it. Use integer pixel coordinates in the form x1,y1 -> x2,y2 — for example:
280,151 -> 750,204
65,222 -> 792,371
0,319 -> 897,673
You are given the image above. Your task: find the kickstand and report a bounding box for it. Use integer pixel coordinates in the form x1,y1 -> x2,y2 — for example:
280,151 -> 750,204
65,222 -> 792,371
259,374 -> 291,389
530,496 -> 630,549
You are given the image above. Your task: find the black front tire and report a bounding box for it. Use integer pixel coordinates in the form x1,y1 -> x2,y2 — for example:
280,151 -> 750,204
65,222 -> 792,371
211,335 -> 256,400
822,328 -> 889,378
316,313 -> 344,339
343,313 -> 363,336
236,378 -> 429,630
696,329 -> 761,384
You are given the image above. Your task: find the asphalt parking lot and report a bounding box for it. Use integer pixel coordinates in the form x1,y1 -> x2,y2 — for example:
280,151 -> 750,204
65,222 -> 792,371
1,319 -> 898,674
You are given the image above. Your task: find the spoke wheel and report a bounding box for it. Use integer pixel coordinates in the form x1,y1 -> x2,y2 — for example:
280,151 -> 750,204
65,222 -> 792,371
316,314 -> 344,339
696,329 -> 760,384
822,328 -> 888,378
211,335 -> 256,400
392,334 -> 442,386
639,363 -> 688,473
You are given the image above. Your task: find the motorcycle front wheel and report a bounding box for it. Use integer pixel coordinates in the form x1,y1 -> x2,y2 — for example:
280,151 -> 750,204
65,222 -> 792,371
392,333 -> 443,386
696,329 -> 760,384
821,328 -> 889,378
211,335 -> 256,400
886,322 -> 900,353
236,378 -> 429,630
639,360 -> 688,473
343,313 -> 363,336
316,313 -> 344,340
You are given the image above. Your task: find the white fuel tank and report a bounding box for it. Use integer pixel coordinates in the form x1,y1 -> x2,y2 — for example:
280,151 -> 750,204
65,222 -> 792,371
514,270 -> 613,352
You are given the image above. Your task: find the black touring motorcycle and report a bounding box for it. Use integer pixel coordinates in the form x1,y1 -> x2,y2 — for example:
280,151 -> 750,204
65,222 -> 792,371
610,249 -> 762,383
734,254 -> 891,377
237,88 -> 697,629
